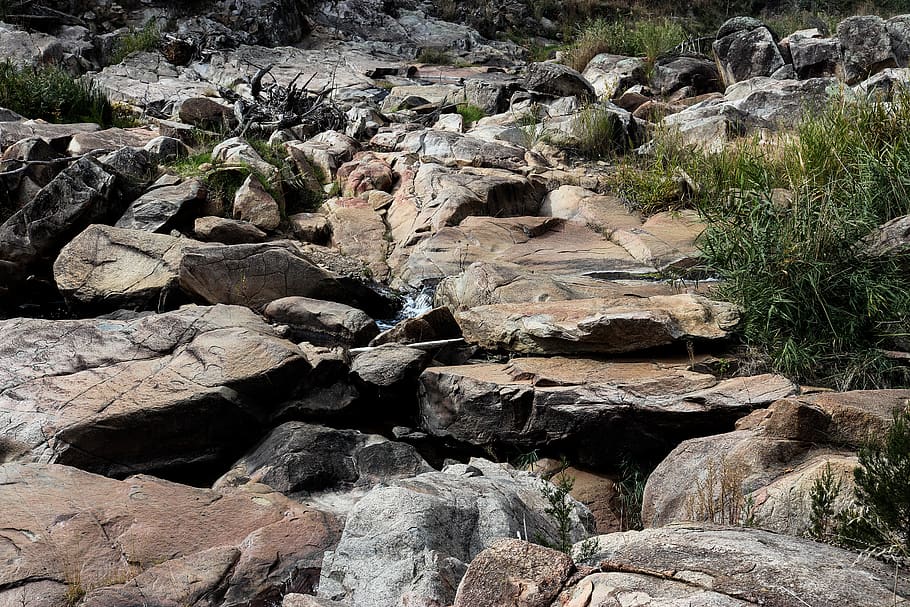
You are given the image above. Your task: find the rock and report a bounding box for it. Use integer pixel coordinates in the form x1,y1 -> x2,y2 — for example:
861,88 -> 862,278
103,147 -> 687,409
337,153 -> 394,197
525,62 -> 595,100
290,212 -> 331,244
641,390 -> 910,535
143,135 -> 189,163
540,185 -> 641,231
66,128 -> 157,155
370,306 -> 461,346
0,462 -> 340,607
288,131 -> 359,182
659,101 -> 769,153
214,422 -> 432,511
351,344 -> 428,388
178,241 -> 386,314
855,67 -> 910,99
571,525 -> 909,606
435,112 -> 465,132
610,209 -> 704,271
435,261 -> 684,310
395,129 -> 528,170
653,55 -> 722,96
212,137 -> 278,178
838,15 -> 897,85
543,102 -> 643,154
722,76 -> 837,126
863,214 -> 910,257
325,197 -> 390,281
98,147 -> 157,200
582,53 -> 648,99
115,176 -> 207,233
0,157 -> 117,292
317,458 -> 592,607
54,224 -> 205,311
92,51 -> 215,111
713,20 -> 786,86
194,215 -> 268,244
0,119 -> 100,150
455,294 -> 739,355
394,216 -> 652,291
418,357 -> 795,467
0,22 -> 65,67
264,296 -> 379,346
0,305 -> 312,476
788,29 -> 840,78
453,539 -> 575,607
465,73 -> 524,114
176,96 -> 237,130
888,14 -> 910,66
233,174 -> 281,231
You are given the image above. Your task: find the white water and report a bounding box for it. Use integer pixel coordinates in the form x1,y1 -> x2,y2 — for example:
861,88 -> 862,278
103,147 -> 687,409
377,289 -> 434,330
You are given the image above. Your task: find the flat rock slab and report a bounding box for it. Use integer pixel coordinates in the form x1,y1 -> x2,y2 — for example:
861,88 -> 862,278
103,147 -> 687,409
0,305 -> 310,476
0,119 -> 100,149
455,294 -> 739,355
115,178 -> 207,233
396,216 -> 654,290
0,462 -> 341,607
573,525 -> 909,606
419,357 -> 796,467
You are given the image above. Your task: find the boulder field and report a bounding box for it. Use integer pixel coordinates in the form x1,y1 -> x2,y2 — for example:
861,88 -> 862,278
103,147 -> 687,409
0,3 -> 908,606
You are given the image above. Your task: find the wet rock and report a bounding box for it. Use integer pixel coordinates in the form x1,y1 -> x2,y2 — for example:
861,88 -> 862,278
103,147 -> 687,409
0,462 -> 340,607
419,357 -> 795,467
318,458 -> 592,607
264,296 -> 379,347
370,307 -> 461,346
115,176 -> 207,233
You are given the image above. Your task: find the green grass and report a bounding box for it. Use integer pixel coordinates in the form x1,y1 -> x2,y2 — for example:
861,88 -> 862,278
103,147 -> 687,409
607,95 -> 910,389
112,20 -> 160,64
0,61 -> 112,124
456,103 -> 486,126
570,103 -> 637,158
564,17 -> 687,73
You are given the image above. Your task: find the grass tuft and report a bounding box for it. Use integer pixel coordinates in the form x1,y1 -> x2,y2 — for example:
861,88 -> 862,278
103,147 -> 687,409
564,17 -> 687,73
111,20 -> 161,64
0,61 -> 112,125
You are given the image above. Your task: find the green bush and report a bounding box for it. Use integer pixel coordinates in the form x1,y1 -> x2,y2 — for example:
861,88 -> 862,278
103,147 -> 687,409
0,61 -> 112,124
838,405 -> 910,562
456,103 -> 486,126
570,103 -> 634,159
112,20 -> 160,64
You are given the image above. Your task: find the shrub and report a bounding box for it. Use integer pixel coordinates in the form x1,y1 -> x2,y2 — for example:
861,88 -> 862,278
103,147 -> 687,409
111,20 -> 160,64
838,404 -> 910,562
683,455 -> 753,526
564,17 -> 687,73
0,61 -> 112,124
570,104 -> 632,159
808,462 -> 845,541
456,103 -> 485,126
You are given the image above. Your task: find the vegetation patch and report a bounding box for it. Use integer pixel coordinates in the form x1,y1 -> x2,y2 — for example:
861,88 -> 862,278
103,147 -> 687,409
0,61 -> 112,124
112,20 -> 161,64
455,103 -> 486,126
564,17 -> 687,73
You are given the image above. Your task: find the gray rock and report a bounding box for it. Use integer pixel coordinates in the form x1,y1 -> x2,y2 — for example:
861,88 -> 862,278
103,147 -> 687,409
713,24 -> 786,86
582,53 -> 648,99
854,67 -> 910,99
194,215 -> 268,244
418,356 -> 795,468
143,135 -> 189,163
888,14 -> 910,66
653,55 -> 721,96
233,174 -> 281,231
0,305 -> 311,476
0,119 -> 100,150
525,62 -> 595,100
318,458 -> 593,607
264,296 -> 379,347
351,344 -> 428,388
716,16 -> 767,40
0,157 -> 117,291
395,129 -> 528,170
115,177 -> 206,233
54,224 -> 205,311
574,525 -> 909,606
837,15 -> 897,84
788,29 -> 840,78
464,73 -> 524,114
863,214 -> 910,257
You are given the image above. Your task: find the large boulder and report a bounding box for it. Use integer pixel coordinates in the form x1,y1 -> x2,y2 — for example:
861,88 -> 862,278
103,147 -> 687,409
317,458 -> 593,607
787,29 -> 840,79
418,357 -> 796,467
653,55 -> 722,96
177,241 -> 388,315
455,294 -> 739,355
114,176 -> 207,233
837,15 -> 897,85
525,62 -> 595,100
567,525 -> 909,606
325,197 -> 390,282
0,462 -> 340,607
0,157 -> 117,292
264,296 -> 379,347
641,390 -> 910,535
582,53 -> 648,99
394,129 -> 528,170
464,72 -> 524,114
54,224 -> 206,311
214,422 -> 432,514
713,18 -> 786,86
0,305 -> 311,477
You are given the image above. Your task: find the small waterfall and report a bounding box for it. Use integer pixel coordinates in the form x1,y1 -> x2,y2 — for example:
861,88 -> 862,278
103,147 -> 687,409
377,289 -> 435,330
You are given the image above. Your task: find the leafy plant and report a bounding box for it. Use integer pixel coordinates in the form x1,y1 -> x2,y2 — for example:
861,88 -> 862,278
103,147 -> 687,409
456,103 -> 486,126
809,462 -> 845,541
537,473 -> 579,554
0,61 -> 112,125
